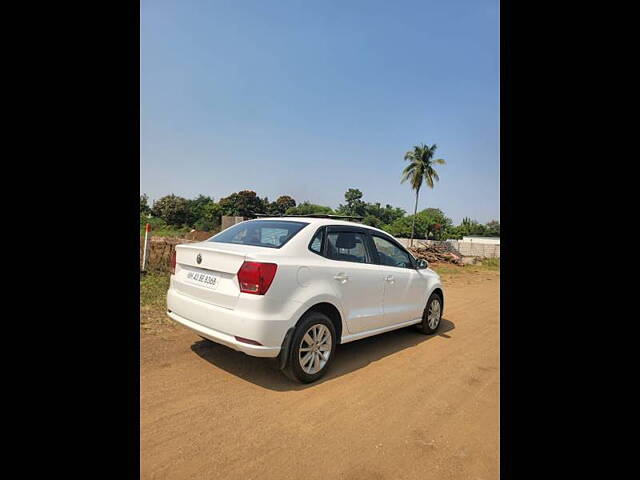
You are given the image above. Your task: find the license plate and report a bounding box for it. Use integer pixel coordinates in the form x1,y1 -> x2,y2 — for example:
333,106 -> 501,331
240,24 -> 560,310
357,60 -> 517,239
186,270 -> 219,289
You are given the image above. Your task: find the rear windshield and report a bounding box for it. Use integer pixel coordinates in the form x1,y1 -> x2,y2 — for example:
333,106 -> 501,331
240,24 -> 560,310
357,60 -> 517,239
208,220 -> 309,249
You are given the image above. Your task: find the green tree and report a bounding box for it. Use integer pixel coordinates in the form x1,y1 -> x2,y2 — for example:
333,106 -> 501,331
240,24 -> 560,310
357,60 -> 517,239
386,208 -> 452,239
336,188 -> 367,217
151,194 -> 191,226
401,143 -> 446,246
268,195 -> 297,216
334,189 -> 405,226
285,201 -> 334,216
454,217 -> 490,237
218,190 -> 266,217
485,220 -> 500,237
186,195 -> 214,226
276,195 -> 296,214
194,201 -> 222,231
362,214 -> 383,228
364,202 -> 406,226
140,194 -> 151,216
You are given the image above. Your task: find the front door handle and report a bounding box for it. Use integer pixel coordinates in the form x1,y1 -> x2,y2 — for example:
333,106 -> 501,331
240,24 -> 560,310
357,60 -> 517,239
384,275 -> 395,283
334,273 -> 350,283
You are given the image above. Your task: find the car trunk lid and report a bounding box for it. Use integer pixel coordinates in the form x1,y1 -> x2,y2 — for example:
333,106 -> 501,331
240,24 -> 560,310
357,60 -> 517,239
172,242 -> 248,310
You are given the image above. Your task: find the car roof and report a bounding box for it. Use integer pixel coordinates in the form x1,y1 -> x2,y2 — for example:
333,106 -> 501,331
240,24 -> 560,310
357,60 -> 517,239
244,216 -> 390,236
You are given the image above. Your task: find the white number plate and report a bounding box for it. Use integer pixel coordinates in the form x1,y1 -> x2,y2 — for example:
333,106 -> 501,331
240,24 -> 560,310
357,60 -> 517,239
186,270 -> 219,289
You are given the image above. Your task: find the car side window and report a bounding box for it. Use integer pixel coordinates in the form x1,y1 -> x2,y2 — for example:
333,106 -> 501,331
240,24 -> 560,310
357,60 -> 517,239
372,235 -> 412,268
309,228 -> 324,255
326,231 -> 370,263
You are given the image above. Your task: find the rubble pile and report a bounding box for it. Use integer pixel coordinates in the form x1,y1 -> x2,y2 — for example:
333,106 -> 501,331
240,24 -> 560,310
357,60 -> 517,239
408,244 -> 462,265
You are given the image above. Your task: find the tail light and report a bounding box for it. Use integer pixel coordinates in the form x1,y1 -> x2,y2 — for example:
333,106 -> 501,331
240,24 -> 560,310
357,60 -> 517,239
237,261 -> 278,295
170,249 -> 177,275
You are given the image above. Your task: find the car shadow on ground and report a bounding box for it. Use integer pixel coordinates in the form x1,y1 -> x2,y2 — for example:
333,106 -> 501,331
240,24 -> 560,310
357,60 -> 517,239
190,318 -> 455,391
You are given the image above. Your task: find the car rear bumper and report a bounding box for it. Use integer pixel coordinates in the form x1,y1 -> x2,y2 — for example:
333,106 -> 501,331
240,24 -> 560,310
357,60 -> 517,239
167,310 -> 281,357
166,287 -> 290,358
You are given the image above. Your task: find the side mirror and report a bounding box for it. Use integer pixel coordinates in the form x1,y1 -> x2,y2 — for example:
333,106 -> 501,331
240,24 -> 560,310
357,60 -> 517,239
416,259 -> 428,269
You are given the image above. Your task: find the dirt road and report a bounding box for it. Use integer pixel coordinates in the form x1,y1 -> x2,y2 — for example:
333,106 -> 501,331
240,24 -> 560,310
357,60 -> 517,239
141,272 -> 499,479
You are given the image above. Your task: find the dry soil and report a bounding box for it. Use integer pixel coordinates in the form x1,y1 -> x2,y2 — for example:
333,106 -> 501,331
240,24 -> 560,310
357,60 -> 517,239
141,270 -> 499,479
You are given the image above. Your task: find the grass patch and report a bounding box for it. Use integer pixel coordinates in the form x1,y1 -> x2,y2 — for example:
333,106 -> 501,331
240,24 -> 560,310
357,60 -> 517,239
140,215 -> 192,238
479,257 -> 500,269
140,272 -> 171,327
141,272 -> 170,307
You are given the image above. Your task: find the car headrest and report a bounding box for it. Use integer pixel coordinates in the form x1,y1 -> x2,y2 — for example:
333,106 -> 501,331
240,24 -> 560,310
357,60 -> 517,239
335,233 -> 357,249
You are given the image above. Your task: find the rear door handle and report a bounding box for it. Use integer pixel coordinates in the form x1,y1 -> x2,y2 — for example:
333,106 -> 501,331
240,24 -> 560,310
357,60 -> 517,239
334,273 -> 350,283
384,275 -> 395,283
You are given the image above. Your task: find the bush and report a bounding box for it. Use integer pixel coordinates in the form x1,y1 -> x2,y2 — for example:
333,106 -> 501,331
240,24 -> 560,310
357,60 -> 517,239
140,215 -> 167,229
140,215 -> 191,237
480,257 -> 500,269
194,219 -> 218,231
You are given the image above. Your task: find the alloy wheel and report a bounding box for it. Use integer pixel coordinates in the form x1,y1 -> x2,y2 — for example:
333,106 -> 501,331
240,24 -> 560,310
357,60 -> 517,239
428,298 -> 441,330
298,324 -> 332,374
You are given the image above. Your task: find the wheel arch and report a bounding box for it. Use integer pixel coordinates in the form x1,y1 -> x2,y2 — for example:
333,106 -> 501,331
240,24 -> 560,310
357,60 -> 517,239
426,282 -> 444,312
431,287 -> 444,310
297,302 -> 343,344
278,300 -> 344,371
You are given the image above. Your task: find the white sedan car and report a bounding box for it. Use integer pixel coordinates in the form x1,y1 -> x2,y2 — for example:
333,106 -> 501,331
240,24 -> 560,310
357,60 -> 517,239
167,217 -> 444,383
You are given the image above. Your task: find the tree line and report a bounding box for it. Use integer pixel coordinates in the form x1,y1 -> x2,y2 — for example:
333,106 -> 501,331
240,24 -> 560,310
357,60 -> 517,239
140,141 -> 499,240
140,188 -> 499,240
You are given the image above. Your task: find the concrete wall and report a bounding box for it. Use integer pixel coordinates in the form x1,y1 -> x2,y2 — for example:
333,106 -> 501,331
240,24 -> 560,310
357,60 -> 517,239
396,238 -> 429,249
396,238 -> 501,259
462,236 -> 500,245
455,241 -> 500,258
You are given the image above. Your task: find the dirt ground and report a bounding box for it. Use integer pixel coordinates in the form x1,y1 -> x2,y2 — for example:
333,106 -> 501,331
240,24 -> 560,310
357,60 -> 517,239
140,269 -> 499,479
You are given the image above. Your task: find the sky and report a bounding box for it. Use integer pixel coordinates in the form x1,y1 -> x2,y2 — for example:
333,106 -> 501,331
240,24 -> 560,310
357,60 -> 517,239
141,0 -> 499,224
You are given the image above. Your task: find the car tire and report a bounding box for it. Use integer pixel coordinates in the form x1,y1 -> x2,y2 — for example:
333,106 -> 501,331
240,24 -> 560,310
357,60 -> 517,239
283,311 -> 337,383
416,292 -> 443,335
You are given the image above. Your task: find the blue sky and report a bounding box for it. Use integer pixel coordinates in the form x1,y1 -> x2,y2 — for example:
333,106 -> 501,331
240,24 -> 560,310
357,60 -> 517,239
141,0 -> 499,224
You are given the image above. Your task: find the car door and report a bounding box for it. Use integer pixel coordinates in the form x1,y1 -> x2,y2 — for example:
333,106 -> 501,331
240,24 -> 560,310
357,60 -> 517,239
322,226 -> 386,334
370,234 -> 428,326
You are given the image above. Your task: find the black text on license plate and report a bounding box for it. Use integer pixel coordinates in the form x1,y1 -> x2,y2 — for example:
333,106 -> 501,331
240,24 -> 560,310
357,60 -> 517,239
187,271 -> 218,287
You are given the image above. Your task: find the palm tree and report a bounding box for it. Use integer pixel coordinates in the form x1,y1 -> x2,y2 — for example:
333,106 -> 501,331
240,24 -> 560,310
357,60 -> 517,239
401,143 -> 446,246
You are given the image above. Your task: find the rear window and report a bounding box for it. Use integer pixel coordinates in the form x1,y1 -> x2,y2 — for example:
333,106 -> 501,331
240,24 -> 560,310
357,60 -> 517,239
208,220 -> 308,249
